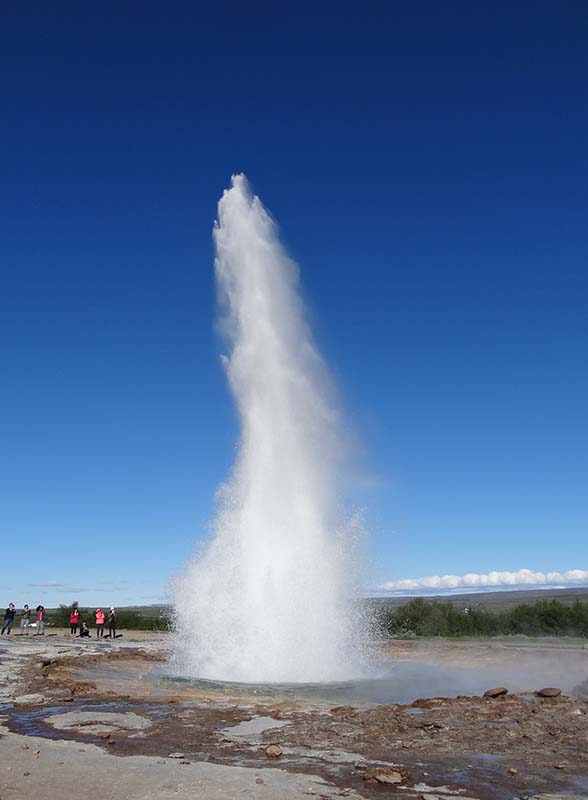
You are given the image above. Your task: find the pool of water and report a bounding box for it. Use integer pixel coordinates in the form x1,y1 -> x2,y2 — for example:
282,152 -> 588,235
6,701 -> 174,741
64,639 -> 588,708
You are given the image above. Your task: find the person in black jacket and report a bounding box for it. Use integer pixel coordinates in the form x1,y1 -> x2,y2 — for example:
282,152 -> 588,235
21,604 -> 31,634
108,607 -> 117,639
1,603 -> 16,635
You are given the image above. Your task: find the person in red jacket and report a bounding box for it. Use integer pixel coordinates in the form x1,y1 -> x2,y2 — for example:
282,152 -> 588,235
35,605 -> 46,635
95,608 -> 105,638
70,608 -> 79,636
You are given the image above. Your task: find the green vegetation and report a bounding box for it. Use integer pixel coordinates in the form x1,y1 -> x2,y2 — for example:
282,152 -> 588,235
47,602 -> 170,631
379,597 -> 588,638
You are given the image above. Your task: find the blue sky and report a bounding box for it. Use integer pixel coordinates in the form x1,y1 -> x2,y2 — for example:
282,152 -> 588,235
1,2 -> 587,607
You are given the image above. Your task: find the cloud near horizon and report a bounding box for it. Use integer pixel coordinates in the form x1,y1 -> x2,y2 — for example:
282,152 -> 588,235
377,568 -> 588,593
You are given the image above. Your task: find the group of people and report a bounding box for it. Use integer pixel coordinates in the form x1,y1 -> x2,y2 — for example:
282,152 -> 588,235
1,603 -> 47,635
1,603 -> 118,639
69,607 -> 117,639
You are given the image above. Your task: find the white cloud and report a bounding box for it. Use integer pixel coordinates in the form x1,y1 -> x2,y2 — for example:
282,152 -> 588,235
377,568 -> 588,593
28,582 -> 65,588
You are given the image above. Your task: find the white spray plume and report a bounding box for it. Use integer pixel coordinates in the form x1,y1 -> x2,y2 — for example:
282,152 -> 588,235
377,567 -> 588,593
171,175 -> 363,683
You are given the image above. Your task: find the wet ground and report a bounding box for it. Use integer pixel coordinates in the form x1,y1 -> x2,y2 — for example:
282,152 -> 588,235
1,632 -> 588,799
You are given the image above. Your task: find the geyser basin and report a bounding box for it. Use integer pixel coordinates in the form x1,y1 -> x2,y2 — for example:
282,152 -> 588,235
171,175 -> 364,684
61,639 -> 588,708
159,638 -> 588,706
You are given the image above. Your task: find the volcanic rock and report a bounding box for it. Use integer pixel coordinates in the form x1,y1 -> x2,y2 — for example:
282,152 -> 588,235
265,744 -> 283,758
484,687 -> 508,698
536,687 -> 561,698
363,767 -> 409,784
14,693 -> 46,705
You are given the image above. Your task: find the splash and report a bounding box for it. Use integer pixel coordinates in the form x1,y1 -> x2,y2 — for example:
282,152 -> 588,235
171,175 -> 363,683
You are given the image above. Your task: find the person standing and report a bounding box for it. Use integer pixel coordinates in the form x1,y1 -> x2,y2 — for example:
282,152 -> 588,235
1,603 -> 16,635
36,604 -> 46,635
70,607 -> 79,636
108,607 -> 116,639
95,608 -> 105,638
21,604 -> 31,634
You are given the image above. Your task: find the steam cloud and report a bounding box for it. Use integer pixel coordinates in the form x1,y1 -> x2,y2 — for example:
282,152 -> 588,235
377,568 -> 588,593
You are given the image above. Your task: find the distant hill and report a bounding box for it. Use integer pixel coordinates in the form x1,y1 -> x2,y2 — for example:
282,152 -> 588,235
369,586 -> 588,612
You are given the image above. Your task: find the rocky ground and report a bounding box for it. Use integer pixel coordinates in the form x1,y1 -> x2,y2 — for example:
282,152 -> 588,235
1,632 -> 588,800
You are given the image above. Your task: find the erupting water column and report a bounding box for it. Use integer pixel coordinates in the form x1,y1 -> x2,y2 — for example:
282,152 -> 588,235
171,175 -> 362,683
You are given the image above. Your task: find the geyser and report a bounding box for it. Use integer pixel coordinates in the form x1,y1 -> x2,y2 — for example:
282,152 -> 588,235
171,175 -> 363,683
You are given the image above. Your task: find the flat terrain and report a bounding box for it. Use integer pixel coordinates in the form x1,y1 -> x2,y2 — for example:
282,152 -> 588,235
1,632 -> 588,800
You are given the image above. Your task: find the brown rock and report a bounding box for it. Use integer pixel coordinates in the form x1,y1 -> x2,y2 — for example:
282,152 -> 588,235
20,744 -> 29,750
508,767 -> 518,775
484,687 -> 508,698
363,767 -> 409,784
536,687 -> 561,698
255,778 -> 264,785
265,744 -> 283,758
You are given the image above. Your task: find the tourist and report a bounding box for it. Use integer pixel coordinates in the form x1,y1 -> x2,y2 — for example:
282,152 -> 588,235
1,603 -> 16,635
95,608 -> 105,637
79,621 -> 90,638
21,604 -> 31,634
36,604 -> 46,635
70,607 -> 80,636
108,607 -> 116,639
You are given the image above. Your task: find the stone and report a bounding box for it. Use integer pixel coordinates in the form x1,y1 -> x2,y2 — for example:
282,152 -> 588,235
47,688 -> 74,700
255,778 -> 264,784
508,767 -> 518,775
168,752 -> 186,759
14,693 -> 46,705
265,744 -> 283,758
484,687 -> 508,698
536,687 -> 561,698
375,771 -> 404,785
46,710 -> 152,736
20,744 -> 29,750
363,767 -> 409,784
